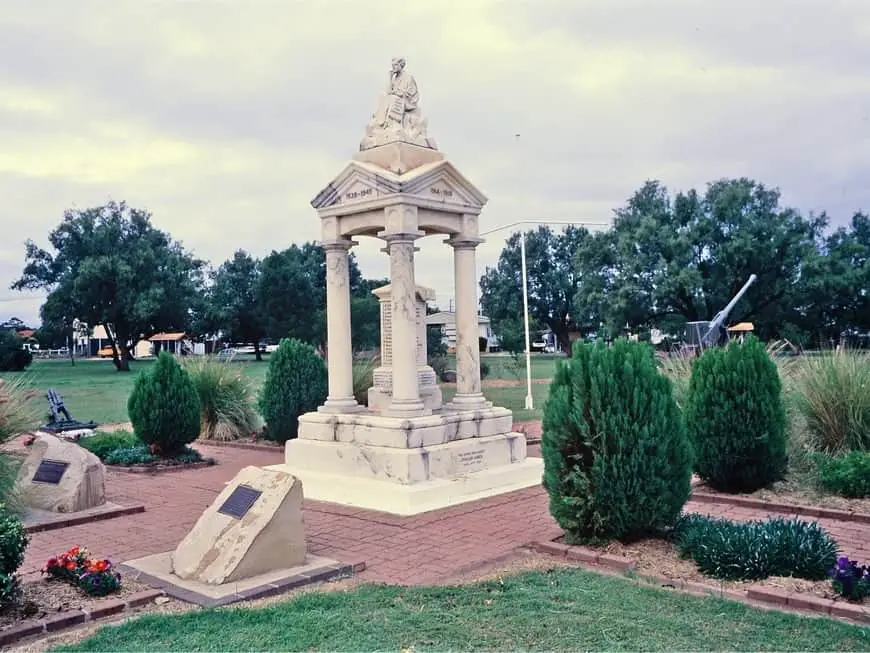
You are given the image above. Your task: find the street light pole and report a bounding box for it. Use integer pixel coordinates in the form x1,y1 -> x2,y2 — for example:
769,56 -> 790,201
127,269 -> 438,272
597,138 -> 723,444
480,218 -> 610,412
519,230 -> 533,409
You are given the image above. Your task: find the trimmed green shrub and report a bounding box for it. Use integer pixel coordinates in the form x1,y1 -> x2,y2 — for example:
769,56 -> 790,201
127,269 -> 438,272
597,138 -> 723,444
0,502 -> 28,606
127,351 -> 201,456
793,348 -> 870,453
258,338 -> 327,443
672,513 -> 839,581
103,446 -> 157,466
541,338 -> 692,544
0,331 -> 32,372
79,431 -> 140,460
685,335 -> 787,493
814,451 -> 870,498
183,357 -> 260,441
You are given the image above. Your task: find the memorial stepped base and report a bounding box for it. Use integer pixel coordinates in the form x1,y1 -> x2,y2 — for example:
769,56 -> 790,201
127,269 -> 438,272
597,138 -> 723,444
269,406 -> 544,515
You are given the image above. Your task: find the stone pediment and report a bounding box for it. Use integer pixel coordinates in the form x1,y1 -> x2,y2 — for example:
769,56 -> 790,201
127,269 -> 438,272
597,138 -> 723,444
311,159 -> 488,212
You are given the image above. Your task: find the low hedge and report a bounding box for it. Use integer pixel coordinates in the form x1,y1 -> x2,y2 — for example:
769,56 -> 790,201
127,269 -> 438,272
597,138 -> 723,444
814,451 -> 870,498
672,513 -> 839,581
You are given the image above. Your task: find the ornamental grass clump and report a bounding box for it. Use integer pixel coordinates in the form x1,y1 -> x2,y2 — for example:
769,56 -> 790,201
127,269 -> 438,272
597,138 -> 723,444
541,339 -> 692,544
184,356 -> 260,441
793,348 -> 870,454
127,351 -> 201,456
685,335 -> 787,493
258,338 -> 327,443
672,513 -> 838,581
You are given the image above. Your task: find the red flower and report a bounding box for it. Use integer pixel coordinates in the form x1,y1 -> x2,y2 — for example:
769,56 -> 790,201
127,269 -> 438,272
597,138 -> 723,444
46,557 -> 58,568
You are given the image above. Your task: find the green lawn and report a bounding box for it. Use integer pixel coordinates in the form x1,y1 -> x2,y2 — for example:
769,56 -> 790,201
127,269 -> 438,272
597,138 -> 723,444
1,354 -> 557,426
55,568 -> 869,652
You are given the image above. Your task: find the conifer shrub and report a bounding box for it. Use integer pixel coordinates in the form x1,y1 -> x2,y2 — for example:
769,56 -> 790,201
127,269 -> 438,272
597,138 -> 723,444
685,335 -> 787,493
258,338 -> 327,443
0,503 -> 28,606
127,351 -> 201,456
541,338 -> 692,544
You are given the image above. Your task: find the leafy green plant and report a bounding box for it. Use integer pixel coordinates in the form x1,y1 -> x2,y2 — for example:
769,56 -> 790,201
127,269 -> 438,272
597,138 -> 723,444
183,356 -> 260,441
541,338 -> 692,543
258,339 -> 327,443
79,430 -> 140,460
0,502 -> 28,606
814,451 -> 870,498
685,335 -> 787,493
0,331 -> 32,372
127,351 -> 201,456
672,513 -> 839,581
103,446 -> 157,466
352,353 -> 379,406
793,348 -> 870,453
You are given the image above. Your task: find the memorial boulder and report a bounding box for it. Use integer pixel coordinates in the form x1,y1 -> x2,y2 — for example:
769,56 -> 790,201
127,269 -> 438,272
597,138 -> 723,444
15,433 -> 106,513
171,466 -> 306,585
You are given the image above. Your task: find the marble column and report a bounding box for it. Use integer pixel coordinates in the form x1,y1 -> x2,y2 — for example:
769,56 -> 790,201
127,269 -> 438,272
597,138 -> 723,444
319,239 -> 361,413
382,233 -> 428,416
448,236 -> 488,408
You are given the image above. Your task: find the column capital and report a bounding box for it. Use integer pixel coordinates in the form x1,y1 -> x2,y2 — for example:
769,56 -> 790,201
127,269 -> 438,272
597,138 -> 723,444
377,229 -> 425,245
320,238 -> 358,252
445,235 -> 484,250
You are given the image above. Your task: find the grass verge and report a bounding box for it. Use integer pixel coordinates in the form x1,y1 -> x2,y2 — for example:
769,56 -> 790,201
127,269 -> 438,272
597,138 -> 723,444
54,568 -> 870,652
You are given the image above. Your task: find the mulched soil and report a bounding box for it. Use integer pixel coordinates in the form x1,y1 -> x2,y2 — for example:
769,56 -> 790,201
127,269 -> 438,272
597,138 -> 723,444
693,480 -> 870,514
0,576 -> 153,632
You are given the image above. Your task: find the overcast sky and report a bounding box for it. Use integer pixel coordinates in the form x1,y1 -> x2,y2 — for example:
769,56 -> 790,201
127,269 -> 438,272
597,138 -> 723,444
1,0 -> 868,326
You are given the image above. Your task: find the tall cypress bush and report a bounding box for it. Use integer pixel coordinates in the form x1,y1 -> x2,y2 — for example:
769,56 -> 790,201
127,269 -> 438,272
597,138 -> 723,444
541,339 -> 692,543
259,338 -> 328,443
685,335 -> 787,493
127,351 -> 201,456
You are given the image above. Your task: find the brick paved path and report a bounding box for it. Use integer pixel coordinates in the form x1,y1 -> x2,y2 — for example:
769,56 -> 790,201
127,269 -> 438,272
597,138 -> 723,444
20,442 -> 870,586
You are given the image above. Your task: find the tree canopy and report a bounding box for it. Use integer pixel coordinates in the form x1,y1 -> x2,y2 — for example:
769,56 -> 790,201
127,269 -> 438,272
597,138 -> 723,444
482,178 -> 869,351
12,201 -> 204,370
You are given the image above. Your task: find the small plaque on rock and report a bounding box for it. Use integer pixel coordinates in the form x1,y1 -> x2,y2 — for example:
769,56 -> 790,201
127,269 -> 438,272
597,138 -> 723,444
217,484 -> 262,519
32,459 -> 69,485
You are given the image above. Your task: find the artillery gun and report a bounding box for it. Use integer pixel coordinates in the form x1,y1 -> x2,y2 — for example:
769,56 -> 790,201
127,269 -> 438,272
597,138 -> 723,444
684,274 -> 757,352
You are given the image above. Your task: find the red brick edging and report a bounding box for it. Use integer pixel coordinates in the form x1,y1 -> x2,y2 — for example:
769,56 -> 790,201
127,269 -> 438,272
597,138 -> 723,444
0,589 -> 165,648
195,439 -> 282,453
690,492 -> 870,525
107,461 -> 216,474
25,504 -> 146,533
530,540 -> 870,625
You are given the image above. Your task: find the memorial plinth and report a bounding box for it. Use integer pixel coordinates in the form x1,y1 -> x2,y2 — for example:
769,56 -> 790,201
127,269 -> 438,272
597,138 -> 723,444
270,58 -> 542,515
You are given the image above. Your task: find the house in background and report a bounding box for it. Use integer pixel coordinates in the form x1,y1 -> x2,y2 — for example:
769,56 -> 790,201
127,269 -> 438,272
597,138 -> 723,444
149,332 -> 191,355
425,311 -> 498,352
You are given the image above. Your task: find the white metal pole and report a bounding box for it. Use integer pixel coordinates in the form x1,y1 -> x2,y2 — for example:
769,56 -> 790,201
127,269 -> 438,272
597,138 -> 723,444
520,230 -> 534,410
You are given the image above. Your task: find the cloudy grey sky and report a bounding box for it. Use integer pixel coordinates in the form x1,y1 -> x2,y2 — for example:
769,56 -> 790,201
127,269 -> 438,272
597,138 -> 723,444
1,0 -> 868,326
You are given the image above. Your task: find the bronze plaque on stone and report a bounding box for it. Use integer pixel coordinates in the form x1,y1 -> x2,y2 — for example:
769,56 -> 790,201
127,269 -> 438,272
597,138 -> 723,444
217,484 -> 262,519
32,459 -> 69,485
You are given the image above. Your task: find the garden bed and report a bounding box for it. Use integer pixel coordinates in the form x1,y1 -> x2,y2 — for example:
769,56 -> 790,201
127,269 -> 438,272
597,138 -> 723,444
0,576 -> 153,633
106,459 -> 216,474
195,437 -> 283,452
535,537 -> 870,623
692,480 -> 870,521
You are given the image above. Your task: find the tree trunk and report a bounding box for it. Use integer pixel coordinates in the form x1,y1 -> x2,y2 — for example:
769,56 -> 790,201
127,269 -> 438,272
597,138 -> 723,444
254,342 -> 262,362
104,324 -> 130,372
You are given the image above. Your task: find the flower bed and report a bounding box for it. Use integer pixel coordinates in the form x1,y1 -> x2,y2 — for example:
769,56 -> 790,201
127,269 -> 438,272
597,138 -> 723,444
79,431 -> 217,473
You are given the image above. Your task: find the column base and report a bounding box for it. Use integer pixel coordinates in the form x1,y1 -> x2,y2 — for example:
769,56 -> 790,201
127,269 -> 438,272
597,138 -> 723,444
445,393 -> 492,411
318,398 -> 364,414
381,400 -> 430,418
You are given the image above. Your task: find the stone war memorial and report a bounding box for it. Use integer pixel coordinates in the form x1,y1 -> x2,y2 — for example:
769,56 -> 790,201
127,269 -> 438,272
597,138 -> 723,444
268,57 -> 543,515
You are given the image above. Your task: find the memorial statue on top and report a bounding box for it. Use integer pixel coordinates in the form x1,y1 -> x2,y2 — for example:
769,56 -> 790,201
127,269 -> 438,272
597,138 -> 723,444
360,57 -> 437,151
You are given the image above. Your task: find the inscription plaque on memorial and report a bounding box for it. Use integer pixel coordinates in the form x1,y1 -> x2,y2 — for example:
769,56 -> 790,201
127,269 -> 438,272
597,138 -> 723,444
32,459 -> 69,485
457,450 -> 485,468
217,484 -> 262,519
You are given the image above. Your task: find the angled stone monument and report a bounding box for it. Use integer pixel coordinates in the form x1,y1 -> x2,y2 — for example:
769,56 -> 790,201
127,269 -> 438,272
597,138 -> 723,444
171,466 -> 306,584
268,57 -> 543,515
15,433 -> 106,513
